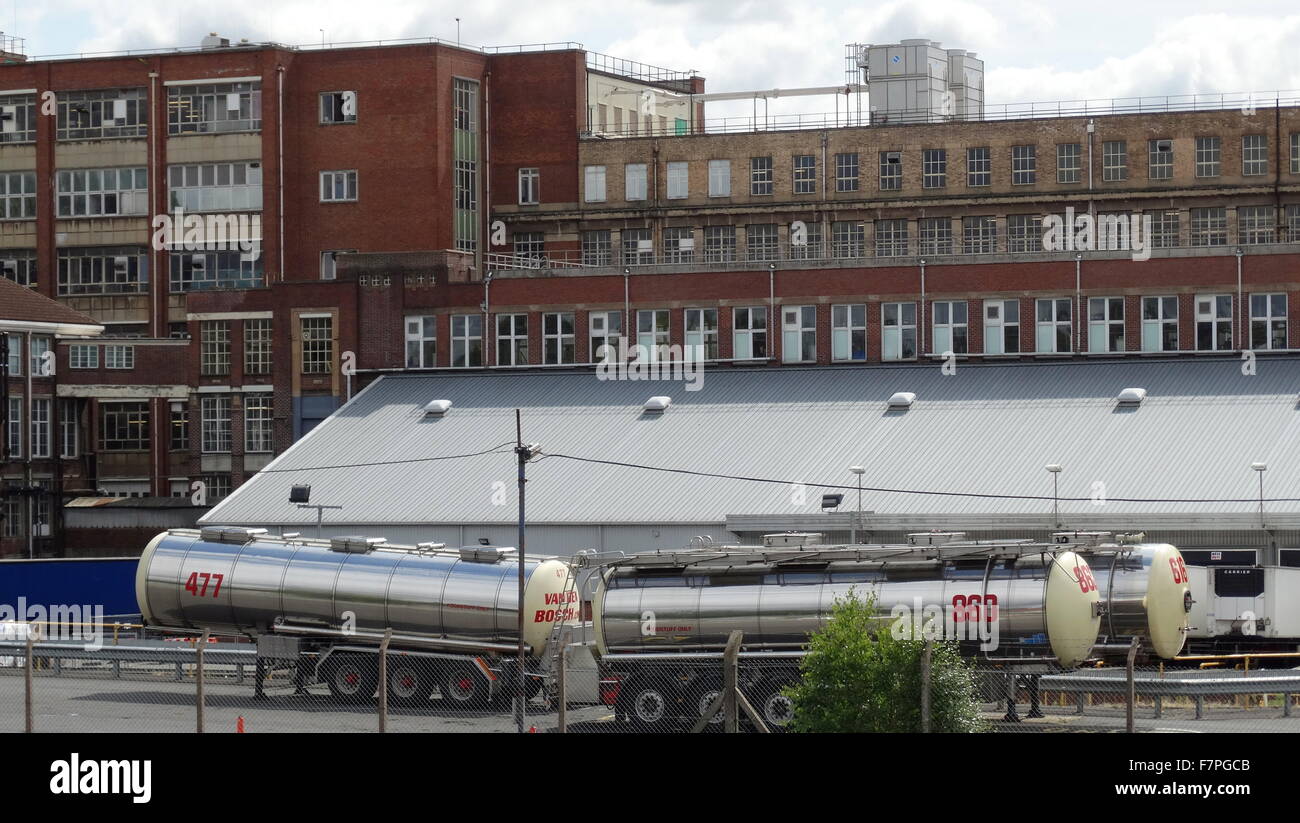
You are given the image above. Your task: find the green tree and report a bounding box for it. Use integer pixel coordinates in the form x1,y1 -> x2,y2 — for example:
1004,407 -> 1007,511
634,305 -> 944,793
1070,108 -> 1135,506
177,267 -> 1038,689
785,590 -> 986,733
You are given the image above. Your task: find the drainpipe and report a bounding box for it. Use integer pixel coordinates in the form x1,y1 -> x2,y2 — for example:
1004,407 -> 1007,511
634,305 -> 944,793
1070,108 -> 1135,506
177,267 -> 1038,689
623,267 -> 630,344
919,259 -> 927,356
484,271 -> 493,367
769,262 -> 776,350
1086,118 -> 1095,223
1075,253 -> 1083,353
148,71 -> 159,338
277,65 -> 286,283
24,331 -> 33,558
483,70 -> 491,271
1236,247 -> 1244,349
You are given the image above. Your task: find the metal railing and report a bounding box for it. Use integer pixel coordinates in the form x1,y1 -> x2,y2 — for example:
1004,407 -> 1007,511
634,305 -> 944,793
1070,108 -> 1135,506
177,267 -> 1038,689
0,32 -> 24,57
585,51 -> 696,88
30,37 -> 583,62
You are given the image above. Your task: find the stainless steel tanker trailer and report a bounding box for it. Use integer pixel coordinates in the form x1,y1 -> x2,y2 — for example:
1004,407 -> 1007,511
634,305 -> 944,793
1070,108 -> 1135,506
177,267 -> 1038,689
588,531 -> 1193,729
136,527 -> 577,707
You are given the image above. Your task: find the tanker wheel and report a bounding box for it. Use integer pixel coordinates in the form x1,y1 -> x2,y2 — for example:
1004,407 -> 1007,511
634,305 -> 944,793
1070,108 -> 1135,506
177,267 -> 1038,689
694,686 -> 725,729
385,660 -> 435,708
758,689 -> 795,731
626,680 -> 671,731
323,655 -> 378,704
440,663 -> 488,710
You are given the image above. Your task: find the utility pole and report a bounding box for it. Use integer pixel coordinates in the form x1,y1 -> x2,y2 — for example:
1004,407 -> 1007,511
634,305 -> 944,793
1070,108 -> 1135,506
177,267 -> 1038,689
513,410 -> 541,732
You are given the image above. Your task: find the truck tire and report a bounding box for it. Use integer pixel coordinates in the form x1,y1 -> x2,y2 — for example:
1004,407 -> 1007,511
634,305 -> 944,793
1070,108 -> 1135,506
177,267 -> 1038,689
322,655 -> 378,703
385,660 -> 435,708
758,687 -> 795,731
693,685 -> 725,729
440,663 -> 488,710
625,677 -> 672,731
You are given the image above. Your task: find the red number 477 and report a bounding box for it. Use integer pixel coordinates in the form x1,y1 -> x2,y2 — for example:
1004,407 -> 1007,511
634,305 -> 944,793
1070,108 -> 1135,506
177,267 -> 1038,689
184,572 -> 224,598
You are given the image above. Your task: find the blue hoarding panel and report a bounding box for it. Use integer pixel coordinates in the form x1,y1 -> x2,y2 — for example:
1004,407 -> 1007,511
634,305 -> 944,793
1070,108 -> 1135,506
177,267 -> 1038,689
0,559 -> 140,618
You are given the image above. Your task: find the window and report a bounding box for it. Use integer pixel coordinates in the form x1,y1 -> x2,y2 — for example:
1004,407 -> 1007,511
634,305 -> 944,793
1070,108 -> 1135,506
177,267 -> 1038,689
1196,294 -> 1234,350
56,168 -> 147,217
1088,297 -> 1125,353
1148,139 -> 1173,180
1007,214 -> 1042,253
170,249 -> 261,292
881,303 -> 917,361
1035,298 -> 1073,353
30,398 -> 50,459
831,305 -> 867,362
1239,206 -> 1275,245
1243,134 -> 1268,176
453,78 -> 479,254
167,82 -> 261,134
835,153 -> 859,192
5,396 -> 19,457
0,172 -> 36,219
962,216 -> 996,254
320,170 -> 358,202
451,314 -> 482,367
200,321 -> 231,376
625,164 -> 648,201
1190,207 -> 1227,246
1250,293 -> 1288,350
105,344 -> 134,369
874,219 -> 909,257
983,299 -> 1020,355
29,336 -> 50,376
99,402 -> 149,451
1011,145 -> 1036,184
832,221 -> 864,258
793,155 -> 816,194
791,220 -> 823,259
636,310 -> 670,362
879,151 -> 902,190
1102,140 -> 1128,181
320,90 -> 357,124
405,316 -> 437,368
1289,204 -> 1300,242
169,403 -> 188,450
5,333 -> 20,376
966,147 -> 990,187
589,311 -> 622,362
584,165 -> 607,202
543,312 -> 576,364
1147,210 -> 1180,248
746,224 -> 778,261
922,149 -> 946,188
201,396 -> 232,453
201,474 -> 232,502
513,232 -> 545,264
932,301 -> 968,354
244,394 -> 274,453
56,87 -> 149,140
704,226 -> 736,263
168,162 -> 262,211
319,249 -> 354,281
0,93 -> 36,144
301,316 -> 333,373
60,399 -> 79,458
622,228 -> 654,265
733,307 -> 768,360
70,345 -> 98,369
1057,143 -> 1081,183
496,314 -> 529,366
581,230 -> 612,266
663,227 -> 695,263
781,305 -> 816,363
750,157 -> 774,195
684,308 -> 718,361
708,160 -> 730,197
919,217 -> 953,256
0,251 -> 36,286
666,161 -> 689,199
1195,137 -> 1221,177
1141,297 -> 1179,352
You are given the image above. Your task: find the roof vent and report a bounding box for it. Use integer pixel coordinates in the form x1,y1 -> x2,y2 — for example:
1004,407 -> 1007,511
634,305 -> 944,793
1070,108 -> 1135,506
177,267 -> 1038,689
330,536 -> 386,554
886,391 -> 916,409
424,399 -> 452,416
460,545 -> 518,563
643,395 -> 672,413
1116,387 -> 1147,406
199,526 -> 267,544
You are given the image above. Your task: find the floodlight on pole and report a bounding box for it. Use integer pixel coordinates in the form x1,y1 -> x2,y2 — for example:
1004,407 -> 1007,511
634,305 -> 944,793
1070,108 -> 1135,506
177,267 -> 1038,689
1045,464 -> 1063,528
849,466 -> 865,544
1252,462 -> 1267,527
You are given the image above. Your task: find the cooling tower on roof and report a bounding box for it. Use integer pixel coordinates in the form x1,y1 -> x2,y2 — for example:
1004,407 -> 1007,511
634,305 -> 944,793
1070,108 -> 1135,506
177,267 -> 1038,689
848,38 -> 984,124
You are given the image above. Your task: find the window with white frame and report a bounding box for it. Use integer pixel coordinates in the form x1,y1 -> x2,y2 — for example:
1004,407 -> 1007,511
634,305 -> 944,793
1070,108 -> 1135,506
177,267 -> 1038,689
245,319 -> 272,374
582,230 -> 612,266
750,157 -> 774,195
832,221 -> 864,257
301,316 -> 333,373
983,299 -> 1020,355
733,307 -> 768,360
879,151 -> 902,190
1238,205 -> 1275,245
29,336 -> 50,376
1057,143 -> 1081,183
60,398 -> 79,458
57,87 -> 149,140
543,312 -> 576,364
496,314 -> 529,365
201,395 -> 232,453
1195,136 -> 1221,178
882,302 -> 917,361
622,228 -> 654,265
781,305 -> 816,363
625,163 -> 647,201
703,226 -> 736,263
0,172 -> 36,219
791,220 -> 823,259
170,248 -> 262,292
517,168 -> 539,204
919,217 -> 953,256
244,393 -> 274,453
1250,293 -> 1288,350
99,401 -> 149,451
831,304 -> 866,361
30,398 -> 50,458
1146,210 -> 1180,248
1011,145 -> 1036,184
963,216 -> 996,254
320,170 -> 358,202
584,165 -> 607,202
1007,214 -> 1042,253
636,309 -> 670,362
1148,139 -> 1173,179
793,155 -> 816,194
966,147 -> 990,187
5,396 -> 20,458
70,344 -> 98,370
663,227 -> 695,263
201,474 -> 232,502
708,160 -> 730,197
168,162 -> 262,211
1035,298 -> 1072,353
1088,297 -> 1125,353
874,219 -> 908,257
1141,296 -> 1179,352
320,90 -> 357,124
1196,294 -> 1233,351
746,224 -> 778,261
4,333 -> 19,377
922,149 -> 946,188
513,232 -> 545,264
405,316 -> 437,368
1289,204 -> 1300,242
1190,207 -> 1227,246
1102,140 -> 1128,181
167,81 -> 261,134
666,161 -> 689,199
932,301 -> 968,354
589,311 -> 622,362
200,321 -> 230,376
0,251 -> 36,287
105,344 -> 134,369
451,314 -> 482,367
57,168 -> 147,217
835,153 -> 859,192
1243,134 -> 1268,176
1292,133 -> 1300,174
684,308 -> 718,361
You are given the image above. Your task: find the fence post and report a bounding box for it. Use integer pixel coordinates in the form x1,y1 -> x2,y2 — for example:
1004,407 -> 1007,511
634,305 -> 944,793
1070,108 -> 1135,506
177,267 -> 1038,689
196,629 -> 210,734
723,629 -> 741,733
556,643 -> 567,734
24,624 -> 38,733
920,639 -> 932,733
377,629 -> 392,733
1125,637 -> 1139,733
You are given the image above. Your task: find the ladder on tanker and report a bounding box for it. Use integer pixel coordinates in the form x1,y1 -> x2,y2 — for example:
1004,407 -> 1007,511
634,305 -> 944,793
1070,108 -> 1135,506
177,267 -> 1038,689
536,562 -> 581,701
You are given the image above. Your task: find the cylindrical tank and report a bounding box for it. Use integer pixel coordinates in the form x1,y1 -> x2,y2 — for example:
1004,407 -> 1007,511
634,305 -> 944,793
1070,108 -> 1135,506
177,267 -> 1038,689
595,548 -> 1103,667
1087,543 -> 1192,658
136,529 -> 573,657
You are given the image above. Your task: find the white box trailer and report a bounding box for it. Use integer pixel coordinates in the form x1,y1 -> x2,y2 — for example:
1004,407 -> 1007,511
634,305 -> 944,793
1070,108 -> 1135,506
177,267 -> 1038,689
1186,565 -> 1300,647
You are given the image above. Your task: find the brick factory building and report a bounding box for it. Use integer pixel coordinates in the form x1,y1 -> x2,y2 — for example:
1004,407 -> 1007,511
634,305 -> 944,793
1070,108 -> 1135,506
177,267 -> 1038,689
1,32 -> 1299,556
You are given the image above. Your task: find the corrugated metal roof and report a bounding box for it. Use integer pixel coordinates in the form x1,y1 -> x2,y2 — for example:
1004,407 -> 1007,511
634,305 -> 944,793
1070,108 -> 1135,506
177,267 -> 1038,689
202,357 -> 1300,528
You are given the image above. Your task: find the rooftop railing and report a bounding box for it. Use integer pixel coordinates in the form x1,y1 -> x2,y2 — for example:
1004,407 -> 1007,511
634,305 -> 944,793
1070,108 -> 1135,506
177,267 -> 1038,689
27,36 -> 583,62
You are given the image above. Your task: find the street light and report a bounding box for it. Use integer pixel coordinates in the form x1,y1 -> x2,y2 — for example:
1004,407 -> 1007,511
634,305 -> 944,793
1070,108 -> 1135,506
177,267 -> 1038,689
289,485 -> 343,538
1252,462 -> 1267,527
849,466 -> 865,544
1045,464 -> 1063,528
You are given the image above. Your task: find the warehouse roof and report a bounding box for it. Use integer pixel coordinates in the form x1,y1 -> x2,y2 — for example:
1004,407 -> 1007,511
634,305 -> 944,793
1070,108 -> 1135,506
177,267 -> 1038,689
203,357 -> 1300,529
0,277 -> 102,333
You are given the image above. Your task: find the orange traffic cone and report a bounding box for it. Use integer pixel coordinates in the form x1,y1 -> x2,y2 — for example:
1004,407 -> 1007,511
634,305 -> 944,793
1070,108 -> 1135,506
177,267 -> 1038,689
237,716 -> 245,733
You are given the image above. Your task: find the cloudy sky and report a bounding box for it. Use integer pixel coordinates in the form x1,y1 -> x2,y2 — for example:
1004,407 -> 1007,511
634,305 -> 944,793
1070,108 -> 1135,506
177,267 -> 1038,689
10,0 -> 1300,117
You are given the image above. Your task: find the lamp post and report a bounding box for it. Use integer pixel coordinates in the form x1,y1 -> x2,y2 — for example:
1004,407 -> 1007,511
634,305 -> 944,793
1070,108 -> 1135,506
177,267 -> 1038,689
1045,464 -> 1063,529
849,466 -> 865,544
1252,462 -> 1267,528
289,484 -> 342,538
513,409 -> 542,733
